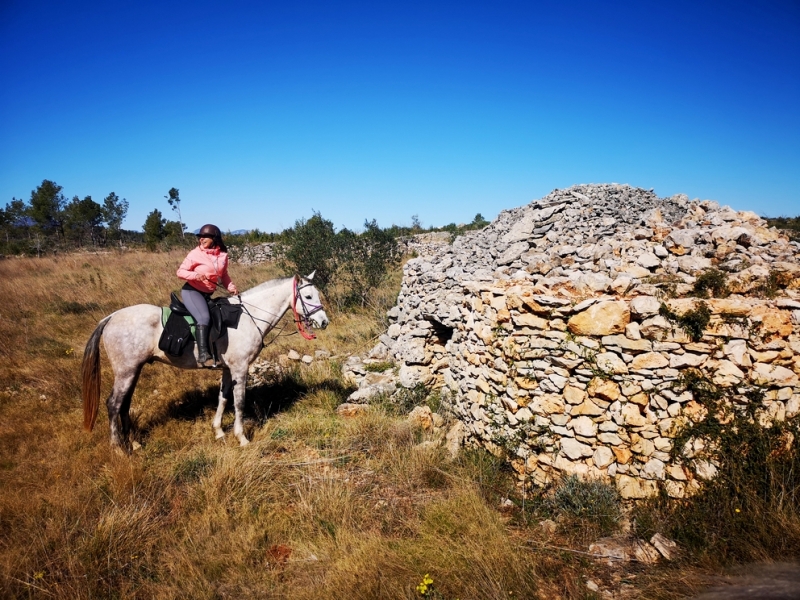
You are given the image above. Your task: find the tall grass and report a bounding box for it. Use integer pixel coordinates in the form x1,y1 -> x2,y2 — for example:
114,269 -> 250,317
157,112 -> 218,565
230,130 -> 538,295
0,249 -> 770,599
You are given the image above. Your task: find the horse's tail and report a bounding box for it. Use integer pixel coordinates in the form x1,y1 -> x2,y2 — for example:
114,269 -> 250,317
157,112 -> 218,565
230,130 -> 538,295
82,316 -> 111,432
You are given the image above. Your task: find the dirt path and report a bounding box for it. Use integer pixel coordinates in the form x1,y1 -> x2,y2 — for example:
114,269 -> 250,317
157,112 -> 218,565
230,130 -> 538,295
692,562 -> 800,599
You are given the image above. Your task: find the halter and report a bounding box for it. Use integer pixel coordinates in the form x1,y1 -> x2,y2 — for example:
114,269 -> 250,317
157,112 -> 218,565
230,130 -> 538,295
292,275 -> 324,340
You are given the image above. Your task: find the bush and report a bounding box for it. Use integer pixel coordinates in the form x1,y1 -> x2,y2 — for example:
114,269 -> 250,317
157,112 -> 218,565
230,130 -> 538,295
659,301 -> 711,342
546,475 -> 621,535
334,220 -> 400,308
693,268 -> 729,298
276,211 -> 338,293
278,213 -> 399,310
633,371 -> 800,564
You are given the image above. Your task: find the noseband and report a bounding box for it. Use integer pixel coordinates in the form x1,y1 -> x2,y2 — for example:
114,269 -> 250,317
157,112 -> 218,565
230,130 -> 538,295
292,276 -> 324,340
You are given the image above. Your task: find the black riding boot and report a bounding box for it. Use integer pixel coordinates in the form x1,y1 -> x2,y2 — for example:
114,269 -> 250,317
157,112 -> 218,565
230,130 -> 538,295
195,324 -> 213,367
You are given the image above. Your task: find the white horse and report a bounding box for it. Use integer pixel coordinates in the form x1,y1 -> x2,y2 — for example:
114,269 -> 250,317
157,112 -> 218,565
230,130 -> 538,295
82,274 -> 328,452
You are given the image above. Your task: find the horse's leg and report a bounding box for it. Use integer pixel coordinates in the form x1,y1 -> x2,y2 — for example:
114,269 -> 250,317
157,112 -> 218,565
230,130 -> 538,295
107,365 -> 142,453
230,367 -> 250,446
213,368 -> 233,440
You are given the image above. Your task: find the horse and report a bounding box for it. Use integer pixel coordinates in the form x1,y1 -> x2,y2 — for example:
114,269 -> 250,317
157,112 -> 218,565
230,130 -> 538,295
81,273 -> 329,452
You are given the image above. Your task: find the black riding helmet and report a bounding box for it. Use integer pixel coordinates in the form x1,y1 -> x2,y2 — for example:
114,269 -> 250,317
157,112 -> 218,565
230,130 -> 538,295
196,224 -> 226,251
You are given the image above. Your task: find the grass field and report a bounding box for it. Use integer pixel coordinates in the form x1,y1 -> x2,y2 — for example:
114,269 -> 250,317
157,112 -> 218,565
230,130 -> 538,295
0,250 -> 773,599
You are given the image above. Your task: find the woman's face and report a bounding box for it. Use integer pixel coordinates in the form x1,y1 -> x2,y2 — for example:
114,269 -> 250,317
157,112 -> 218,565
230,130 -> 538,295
198,235 -> 215,249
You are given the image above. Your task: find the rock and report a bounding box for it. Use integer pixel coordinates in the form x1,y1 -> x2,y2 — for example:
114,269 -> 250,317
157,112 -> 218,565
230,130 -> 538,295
593,446 -> 615,469
637,253 -> 662,269
445,421 -> 465,458
399,364 -> 432,388
336,403 -> 371,417
752,364 -> 798,387
560,437 -> 594,460
630,352 -> 669,370
539,519 -> 558,535
595,352 -> 629,374
408,405 -> 436,430
568,301 -> 631,336
588,378 -> 621,401
633,541 -> 661,564
650,533 -> 678,561
287,349 -> 301,361
616,475 -> 658,499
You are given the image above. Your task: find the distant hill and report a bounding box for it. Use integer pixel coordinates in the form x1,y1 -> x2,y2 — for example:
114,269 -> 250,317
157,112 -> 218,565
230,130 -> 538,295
191,228 -> 250,235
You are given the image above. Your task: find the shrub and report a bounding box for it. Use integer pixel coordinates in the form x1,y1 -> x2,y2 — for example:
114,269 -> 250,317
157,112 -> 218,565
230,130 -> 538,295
276,211 -> 338,293
334,219 -> 400,308
693,268 -> 729,298
659,301 -> 711,342
546,475 -> 622,535
278,213 -> 399,311
633,369 -> 800,564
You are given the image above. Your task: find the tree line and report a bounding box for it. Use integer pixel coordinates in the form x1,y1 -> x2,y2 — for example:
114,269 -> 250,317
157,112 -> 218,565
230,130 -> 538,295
0,180 -> 197,256
1,180 -> 131,256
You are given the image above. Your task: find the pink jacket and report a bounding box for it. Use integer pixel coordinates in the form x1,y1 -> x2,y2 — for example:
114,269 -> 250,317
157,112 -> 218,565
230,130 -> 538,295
177,246 -> 236,294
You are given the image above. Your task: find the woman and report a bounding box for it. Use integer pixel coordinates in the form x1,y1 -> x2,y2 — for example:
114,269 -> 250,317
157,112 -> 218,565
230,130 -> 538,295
176,224 -> 239,367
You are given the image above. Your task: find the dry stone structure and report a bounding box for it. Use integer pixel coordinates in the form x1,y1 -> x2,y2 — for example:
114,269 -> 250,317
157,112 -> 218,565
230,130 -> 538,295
370,183 -> 800,499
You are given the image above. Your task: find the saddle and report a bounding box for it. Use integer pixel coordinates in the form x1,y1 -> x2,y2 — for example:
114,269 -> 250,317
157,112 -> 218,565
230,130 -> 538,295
158,292 -> 243,359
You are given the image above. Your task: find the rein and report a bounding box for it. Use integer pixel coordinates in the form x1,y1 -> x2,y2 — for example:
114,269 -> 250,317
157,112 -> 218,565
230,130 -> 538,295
292,276 -> 324,340
213,276 -> 323,343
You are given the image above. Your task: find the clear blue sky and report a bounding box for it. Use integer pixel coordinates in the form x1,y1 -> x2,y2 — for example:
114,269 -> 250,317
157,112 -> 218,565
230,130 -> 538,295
1,1 -> 798,234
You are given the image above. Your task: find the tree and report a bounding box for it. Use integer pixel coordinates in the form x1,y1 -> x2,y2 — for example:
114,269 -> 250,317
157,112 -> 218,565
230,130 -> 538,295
335,219 -> 400,307
163,220 -> 185,242
165,187 -> 185,239
277,211 -> 338,293
102,192 -> 128,247
470,213 -> 489,229
29,180 -> 66,246
143,209 -> 166,251
0,198 -> 29,249
63,195 -> 103,247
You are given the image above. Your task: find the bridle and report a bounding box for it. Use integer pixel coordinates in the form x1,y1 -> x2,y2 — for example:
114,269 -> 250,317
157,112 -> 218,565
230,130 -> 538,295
213,276 -> 324,344
292,275 -> 324,340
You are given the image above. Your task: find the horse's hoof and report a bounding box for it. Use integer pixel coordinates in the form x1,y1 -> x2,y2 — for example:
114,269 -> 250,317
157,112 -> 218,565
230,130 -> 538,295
215,431 -> 225,440
239,438 -> 250,447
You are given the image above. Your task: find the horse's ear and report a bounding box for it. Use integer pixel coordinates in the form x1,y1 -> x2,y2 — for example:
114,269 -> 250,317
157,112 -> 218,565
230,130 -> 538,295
305,270 -> 316,281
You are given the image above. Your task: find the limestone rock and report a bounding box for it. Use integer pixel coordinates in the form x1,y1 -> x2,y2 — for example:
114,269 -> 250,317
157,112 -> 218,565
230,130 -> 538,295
568,301 -> 630,336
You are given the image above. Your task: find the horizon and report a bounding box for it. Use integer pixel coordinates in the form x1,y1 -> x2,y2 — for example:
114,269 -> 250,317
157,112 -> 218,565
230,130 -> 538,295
1,1 -> 798,234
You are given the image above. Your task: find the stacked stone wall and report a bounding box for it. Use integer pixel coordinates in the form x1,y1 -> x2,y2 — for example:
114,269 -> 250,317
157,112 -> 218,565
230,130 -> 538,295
377,183 -> 800,498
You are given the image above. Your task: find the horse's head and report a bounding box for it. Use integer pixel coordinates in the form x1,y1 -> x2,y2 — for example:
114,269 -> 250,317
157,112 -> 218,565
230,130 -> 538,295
293,273 -> 329,333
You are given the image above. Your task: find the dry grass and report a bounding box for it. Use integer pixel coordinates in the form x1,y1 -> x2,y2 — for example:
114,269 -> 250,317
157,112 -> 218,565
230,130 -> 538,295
1,250 -> 718,599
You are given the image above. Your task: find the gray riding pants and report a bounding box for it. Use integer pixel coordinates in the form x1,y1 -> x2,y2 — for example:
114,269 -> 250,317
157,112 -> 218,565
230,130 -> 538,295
181,286 -> 211,326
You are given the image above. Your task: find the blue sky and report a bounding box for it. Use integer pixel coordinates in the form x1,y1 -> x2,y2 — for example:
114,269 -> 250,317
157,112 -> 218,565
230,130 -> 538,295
1,1 -> 798,234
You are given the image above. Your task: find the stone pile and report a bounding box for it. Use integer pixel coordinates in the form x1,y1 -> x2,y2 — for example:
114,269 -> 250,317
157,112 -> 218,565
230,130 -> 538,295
396,231 -> 453,256
228,243 -> 279,265
368,183 -> 800,499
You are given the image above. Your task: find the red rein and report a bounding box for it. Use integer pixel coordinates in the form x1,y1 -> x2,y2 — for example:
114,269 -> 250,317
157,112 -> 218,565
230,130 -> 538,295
292,277 -> 317,340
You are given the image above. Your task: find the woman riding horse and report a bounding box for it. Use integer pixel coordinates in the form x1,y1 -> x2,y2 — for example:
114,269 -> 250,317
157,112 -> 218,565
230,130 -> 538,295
177,224 -> 238,367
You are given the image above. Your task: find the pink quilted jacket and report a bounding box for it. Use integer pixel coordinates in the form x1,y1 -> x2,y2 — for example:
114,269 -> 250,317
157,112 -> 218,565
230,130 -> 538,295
176,246 -> 236,294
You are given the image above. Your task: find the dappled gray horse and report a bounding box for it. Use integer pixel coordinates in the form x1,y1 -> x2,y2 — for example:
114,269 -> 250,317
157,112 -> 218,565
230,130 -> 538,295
82,274 -> 328,451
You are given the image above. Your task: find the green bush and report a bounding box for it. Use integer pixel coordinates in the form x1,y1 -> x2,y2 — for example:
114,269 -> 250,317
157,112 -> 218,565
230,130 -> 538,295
278,213 -> 399,310
659,301 -> 711,342
546,475 -> 622,535
633,370 -> 800,564
693,268 -> 729,298
276,211 -> 338,293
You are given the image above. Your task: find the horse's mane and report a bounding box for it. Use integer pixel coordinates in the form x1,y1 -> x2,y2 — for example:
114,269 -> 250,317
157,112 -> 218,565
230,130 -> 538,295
240,276 -> 294,297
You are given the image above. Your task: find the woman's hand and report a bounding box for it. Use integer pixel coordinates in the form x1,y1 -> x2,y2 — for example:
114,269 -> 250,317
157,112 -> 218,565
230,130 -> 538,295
229,284 -> 239,295
196,273 -> 209,283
